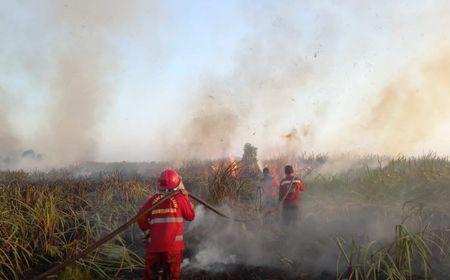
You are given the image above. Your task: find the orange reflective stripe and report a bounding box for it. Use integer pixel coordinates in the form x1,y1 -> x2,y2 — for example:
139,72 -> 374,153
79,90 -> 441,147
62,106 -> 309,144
151,208 -> 177,214
280,180 -> 302,185
149,217 -> 184,224
175,235 -> 183,241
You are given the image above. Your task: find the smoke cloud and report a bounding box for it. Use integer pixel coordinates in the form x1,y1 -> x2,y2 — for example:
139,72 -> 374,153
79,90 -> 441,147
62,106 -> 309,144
38,0 -> 138,166
0,1 -> 166,169
0,89 -> 21,166
43,45 -> 114,164
184,195 -> 405,276
176,92 -> 239,159
164,2 -> 450,161
2,1 -> 450,168
360,49 -> 450,154
171,44 -> 450,160
165,2 -> 317,160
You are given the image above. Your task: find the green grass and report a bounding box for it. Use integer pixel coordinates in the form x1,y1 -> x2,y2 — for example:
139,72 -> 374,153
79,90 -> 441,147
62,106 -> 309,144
0,154 -> 449,279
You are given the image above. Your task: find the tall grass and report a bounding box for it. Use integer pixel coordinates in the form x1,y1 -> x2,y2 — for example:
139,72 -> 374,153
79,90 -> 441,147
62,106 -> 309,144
1,154 -> 449,279
319,154 -> 450,279
0,171 -> 149,279
336,224 -> 432,280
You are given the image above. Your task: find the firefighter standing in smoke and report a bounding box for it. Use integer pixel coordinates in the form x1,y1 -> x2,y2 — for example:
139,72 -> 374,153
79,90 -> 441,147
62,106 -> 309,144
279,165 -> 305,226
138,169 -> 195,280
259,167 -> 279,210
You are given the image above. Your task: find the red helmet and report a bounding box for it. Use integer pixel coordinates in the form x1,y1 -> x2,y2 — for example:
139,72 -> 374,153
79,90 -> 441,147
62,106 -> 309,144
159,168 -> 181,190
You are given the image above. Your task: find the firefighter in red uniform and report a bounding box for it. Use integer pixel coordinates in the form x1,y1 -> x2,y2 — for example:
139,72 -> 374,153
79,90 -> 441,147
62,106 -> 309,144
279,165 -> 305,226
137,168 -> 195,280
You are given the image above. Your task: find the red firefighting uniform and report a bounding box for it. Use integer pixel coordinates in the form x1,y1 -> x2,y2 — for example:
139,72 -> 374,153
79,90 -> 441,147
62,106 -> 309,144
279,175 -> 305,225
137,192 -> 195,280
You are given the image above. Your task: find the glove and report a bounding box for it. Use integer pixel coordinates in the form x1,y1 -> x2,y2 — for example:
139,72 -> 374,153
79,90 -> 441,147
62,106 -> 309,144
178,181 -> 185,190
181,188 -> 189,196
178,181 -> 189,196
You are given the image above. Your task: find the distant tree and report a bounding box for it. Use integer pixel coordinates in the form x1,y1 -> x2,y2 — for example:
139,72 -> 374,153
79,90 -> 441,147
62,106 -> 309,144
240,143 -> 260,177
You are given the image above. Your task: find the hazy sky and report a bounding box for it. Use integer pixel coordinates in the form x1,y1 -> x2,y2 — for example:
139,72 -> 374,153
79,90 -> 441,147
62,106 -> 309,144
1,0 -> 450,165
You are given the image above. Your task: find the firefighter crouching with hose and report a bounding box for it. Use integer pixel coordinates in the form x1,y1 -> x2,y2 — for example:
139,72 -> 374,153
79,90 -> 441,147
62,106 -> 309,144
137,168 -> 195,280
279,165 -> 305,227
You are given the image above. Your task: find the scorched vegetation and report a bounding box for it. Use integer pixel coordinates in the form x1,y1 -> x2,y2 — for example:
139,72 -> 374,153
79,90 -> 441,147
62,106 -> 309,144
0,154 -> 449,279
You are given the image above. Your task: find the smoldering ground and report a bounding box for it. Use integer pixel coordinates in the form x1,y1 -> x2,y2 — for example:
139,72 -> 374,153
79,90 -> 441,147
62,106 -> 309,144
178,156 -> 450,278
182,197 -> 402,277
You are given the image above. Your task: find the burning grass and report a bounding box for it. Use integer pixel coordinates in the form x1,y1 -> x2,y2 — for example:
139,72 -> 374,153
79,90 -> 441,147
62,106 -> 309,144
1,154 -> 450,279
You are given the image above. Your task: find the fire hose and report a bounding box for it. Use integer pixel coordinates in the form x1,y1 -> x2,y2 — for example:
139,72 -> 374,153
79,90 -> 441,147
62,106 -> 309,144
32,190 -> 248,280
34,168 -> 313,279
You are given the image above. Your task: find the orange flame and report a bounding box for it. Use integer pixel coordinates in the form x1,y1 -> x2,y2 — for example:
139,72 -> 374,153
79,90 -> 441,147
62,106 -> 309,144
211,162 -> 220,173
228,155 -> 238,177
